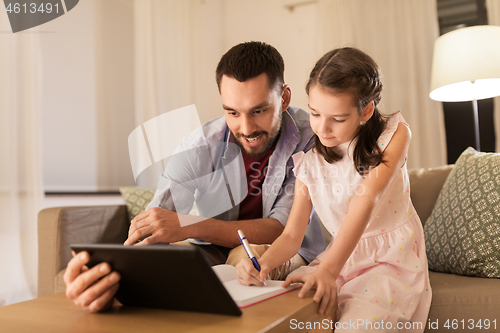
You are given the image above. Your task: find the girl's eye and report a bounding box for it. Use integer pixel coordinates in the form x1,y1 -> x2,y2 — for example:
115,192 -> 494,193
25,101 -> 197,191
254,110 -> 263,114
311,112 -> 320,117
334,119 -> 345,123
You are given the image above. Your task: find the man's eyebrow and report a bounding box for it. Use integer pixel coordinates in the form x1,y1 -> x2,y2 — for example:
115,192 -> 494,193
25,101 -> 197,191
251,102 -> 271,111
222,104 -> 235,111
223,102 -> 270,112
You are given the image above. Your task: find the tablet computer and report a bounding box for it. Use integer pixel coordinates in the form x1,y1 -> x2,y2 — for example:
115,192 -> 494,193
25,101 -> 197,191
70,244 -> 242,316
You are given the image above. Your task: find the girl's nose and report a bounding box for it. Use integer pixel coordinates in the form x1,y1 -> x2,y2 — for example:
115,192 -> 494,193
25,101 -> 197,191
319,119 -> 330,134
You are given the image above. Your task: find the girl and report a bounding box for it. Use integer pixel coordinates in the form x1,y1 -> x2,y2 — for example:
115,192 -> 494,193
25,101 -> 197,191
236,47 -> 431,332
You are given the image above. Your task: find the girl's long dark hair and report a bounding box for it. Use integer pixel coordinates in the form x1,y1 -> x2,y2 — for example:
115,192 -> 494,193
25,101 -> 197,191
306,47 -> 387,175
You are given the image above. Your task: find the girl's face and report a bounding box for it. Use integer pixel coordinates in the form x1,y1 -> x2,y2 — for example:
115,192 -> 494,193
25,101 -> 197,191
308,85 -> 373,147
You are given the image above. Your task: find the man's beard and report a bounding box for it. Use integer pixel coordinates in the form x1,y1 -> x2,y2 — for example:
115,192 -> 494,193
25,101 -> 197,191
232,114 -> 282,159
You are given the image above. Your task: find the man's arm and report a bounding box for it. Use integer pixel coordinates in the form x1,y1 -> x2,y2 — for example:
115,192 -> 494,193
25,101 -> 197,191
188,217 -> 284,247
125,207 -> 284,247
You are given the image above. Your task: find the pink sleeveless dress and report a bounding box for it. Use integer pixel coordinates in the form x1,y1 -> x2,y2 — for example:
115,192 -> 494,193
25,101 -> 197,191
292,113 -> 431,332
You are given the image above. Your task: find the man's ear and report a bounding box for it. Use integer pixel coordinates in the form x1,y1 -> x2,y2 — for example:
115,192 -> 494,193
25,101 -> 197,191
362,101 -> 375,122
281,84 -> 292,112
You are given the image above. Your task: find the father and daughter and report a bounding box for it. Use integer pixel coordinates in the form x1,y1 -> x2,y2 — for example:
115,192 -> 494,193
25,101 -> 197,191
65,41 -> 431,332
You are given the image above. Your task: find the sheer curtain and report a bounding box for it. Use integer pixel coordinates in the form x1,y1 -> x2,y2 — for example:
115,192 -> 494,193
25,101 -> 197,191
132,0 -> 207,187
486,0 -> 500,152
0,15 -> 43,305
95,0 -> 136,190
133,0 -> 203,125
318,0 -> 446,168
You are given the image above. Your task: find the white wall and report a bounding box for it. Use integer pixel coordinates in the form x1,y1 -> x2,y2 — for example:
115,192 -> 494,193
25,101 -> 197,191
41,0 -> 136,192
41,0 -> 98,192
94,0 -> 136,191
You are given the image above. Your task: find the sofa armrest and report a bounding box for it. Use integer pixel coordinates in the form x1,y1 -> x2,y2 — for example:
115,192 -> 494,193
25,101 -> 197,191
37,205 -> 129,297
408,165 -> 454,226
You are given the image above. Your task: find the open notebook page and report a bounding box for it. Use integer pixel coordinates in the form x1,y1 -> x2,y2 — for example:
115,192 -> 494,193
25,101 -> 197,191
212,265 -> 302,308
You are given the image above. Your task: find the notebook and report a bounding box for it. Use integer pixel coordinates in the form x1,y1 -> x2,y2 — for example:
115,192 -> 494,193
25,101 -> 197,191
212,264 -> 302,308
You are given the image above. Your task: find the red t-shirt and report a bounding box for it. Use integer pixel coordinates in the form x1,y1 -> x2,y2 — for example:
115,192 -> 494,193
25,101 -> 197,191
238,146 -> 275,220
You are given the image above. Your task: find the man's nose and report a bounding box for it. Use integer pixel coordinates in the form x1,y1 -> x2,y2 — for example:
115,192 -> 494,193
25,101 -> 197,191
240,115 -> 258,136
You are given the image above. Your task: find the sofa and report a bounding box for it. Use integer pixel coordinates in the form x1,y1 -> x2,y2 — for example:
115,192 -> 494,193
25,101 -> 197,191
38,165 -> 500,331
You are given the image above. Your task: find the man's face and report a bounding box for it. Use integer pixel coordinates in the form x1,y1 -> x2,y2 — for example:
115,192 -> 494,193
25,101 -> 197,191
220,73 -> 288,158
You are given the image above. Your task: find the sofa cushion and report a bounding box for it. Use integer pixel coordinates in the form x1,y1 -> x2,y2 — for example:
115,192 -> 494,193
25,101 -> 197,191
408,165 -> 454,226
424,147 -> 500,278
119,187 -> 155,221
54,269 -> 67,295
428,271 -> 500,324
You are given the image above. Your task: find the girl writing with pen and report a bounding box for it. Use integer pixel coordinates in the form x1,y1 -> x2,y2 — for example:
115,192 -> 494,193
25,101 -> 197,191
236,47 -> 431,332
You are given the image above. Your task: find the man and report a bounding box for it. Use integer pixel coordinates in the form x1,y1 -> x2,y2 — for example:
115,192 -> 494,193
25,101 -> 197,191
64,41 -> 325,312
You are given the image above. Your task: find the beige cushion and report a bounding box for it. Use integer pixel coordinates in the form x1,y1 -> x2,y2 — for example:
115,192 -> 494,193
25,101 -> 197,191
409,165 -> 454,226
428,271 -> 500,322
54,269 -> 67,295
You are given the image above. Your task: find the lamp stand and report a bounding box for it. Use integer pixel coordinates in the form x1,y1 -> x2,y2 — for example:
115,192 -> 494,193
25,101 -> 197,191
472,97 -> 481,151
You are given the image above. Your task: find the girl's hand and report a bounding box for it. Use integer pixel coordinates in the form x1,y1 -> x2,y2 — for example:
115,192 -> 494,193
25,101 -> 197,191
282,267 -> 337,315
236,258 -> 270,286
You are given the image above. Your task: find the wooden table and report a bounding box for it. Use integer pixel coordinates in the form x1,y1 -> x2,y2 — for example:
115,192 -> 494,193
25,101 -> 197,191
0,291 -> 336,332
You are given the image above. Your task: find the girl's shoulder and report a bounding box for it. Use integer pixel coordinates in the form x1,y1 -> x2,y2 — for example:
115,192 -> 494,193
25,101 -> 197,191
377,111 -> 408,151
292,148 -> 328,172
292,148 -> 316,166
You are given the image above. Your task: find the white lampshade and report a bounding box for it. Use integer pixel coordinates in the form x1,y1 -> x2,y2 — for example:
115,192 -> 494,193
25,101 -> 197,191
430,25 -> 500,102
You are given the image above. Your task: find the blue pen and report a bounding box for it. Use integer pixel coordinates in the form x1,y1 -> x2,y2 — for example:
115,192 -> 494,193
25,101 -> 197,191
237,230 -> 267,286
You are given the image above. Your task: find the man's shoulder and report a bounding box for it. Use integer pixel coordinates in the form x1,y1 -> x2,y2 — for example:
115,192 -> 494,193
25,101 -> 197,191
201,115 -> 228,142
286,105 -> 309,126
284,106 -> 314,150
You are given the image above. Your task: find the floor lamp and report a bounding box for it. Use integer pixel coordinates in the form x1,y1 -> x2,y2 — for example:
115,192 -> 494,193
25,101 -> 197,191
430,25 -> 500,152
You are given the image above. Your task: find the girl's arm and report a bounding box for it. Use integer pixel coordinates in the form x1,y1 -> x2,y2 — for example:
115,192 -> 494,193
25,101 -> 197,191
236,177 -> 312,286
283,122 -> 411,315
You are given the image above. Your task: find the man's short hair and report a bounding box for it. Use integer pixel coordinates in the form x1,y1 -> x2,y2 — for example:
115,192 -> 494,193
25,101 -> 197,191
215,41 -> 284,92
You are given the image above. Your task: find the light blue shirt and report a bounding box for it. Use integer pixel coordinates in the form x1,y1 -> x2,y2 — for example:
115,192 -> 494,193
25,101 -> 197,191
147,106 -> 325,263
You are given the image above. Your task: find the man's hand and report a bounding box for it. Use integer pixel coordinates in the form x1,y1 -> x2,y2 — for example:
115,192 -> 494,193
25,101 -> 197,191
282,267 -> 337,315
64,251 -> 120,313
124,207 -> 188,246
236,257 -> 269,286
